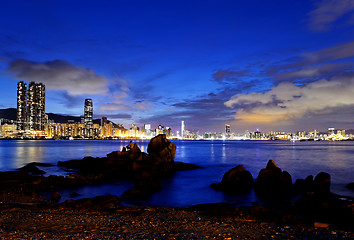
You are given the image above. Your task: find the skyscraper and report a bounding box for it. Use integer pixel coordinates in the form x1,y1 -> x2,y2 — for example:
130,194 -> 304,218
17,81 -> 45,131
101,116 -> 108,126
181,121 -> 185,139
27,82 -> 45,130
225,124 -> 231,135
84,99 -> 93,125
16,81 -> 27,130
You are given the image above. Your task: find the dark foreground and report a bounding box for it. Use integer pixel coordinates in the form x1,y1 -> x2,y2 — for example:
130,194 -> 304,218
0,205 -> 352,240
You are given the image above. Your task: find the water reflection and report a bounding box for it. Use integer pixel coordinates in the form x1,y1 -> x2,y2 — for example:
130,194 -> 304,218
0,139 -> 353,205
14,141 -> 44,169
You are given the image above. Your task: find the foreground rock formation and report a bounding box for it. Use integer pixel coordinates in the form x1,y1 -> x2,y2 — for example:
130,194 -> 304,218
0,134 -> 200,203
210,159 -> 354,230
210,165 -> 254,193
254,160 -> 293,198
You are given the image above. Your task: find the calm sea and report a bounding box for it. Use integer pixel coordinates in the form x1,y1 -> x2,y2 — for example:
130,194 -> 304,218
0,140 -> 353,206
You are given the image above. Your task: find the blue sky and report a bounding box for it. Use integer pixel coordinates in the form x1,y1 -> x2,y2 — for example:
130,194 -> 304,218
1,0 -> 354,133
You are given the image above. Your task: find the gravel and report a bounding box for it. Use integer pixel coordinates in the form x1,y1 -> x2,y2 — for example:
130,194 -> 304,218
0,206 -> 352,239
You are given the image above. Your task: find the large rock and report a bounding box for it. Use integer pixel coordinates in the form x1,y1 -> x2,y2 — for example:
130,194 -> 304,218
294,175 -> 314,194
254,160 -> 292,198
147,134 -> 176,164
313,172 -> 331,195
211,165 -> 254,193
18,163 -> 46,175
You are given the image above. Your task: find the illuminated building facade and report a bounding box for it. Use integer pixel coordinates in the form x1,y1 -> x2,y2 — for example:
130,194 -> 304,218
181,121 -> 185,138
84,99 -> 93,125
225,124 -> 231,138
27,82 -> 45,130
16,81 -> 45,131
16,81 -> 27,130
101,116 -> 107,126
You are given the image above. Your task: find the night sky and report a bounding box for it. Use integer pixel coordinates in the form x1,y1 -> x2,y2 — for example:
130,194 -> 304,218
1,0 -> 354,133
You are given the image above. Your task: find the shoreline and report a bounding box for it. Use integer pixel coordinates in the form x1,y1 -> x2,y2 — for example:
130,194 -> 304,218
0,203 -> 353,239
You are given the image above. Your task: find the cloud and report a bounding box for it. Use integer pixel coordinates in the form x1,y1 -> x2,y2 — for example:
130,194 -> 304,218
308,0 -> 354,32
225,74 -> 354,124
276,62 -> 354,80
8,59 -> 108,96
100,113 -> 132,119
212,68 -> 249,83
265,41 -> 354,84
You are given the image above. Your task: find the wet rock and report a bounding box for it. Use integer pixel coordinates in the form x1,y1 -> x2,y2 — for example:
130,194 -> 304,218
295,175 -> 317,195
70,192 -> 81,198
211,165 -> 254,193
58,156 -> 106,173
0,171 -> 32,183
121,189 -> 148,200
51,192 -> 61,203
347,182 -> 354,190
313,172 -> 331,195
174,162 -> 202,171
18,163 -> 46,175
147,134 -> 176,164
254,160 -> 292,198
91,195 -> 121,210
134,171 -> 162,193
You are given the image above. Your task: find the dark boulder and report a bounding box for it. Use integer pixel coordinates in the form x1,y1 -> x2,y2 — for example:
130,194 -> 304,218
294,175 -> 314,194
147,134 -> 176,164
51,191 -> 61,203
174,162 -> 203,171
134,171 -> 162,193
58,156 -> 106,173
254,160 -> 292,198
211,165 -> 254,193
18,163 -> 46,175
347,182 -> 354,190
70,192 -> 82,198
313,172 -> 331,195
91,195 -> 121,210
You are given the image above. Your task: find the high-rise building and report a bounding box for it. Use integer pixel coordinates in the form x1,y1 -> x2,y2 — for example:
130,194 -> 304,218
101,116 -> 108,126
225,124 -> 231,137
84,99 -> 93,125
16,81 -> 27,130
181,121 -> 185,138
17,81 -> 45,131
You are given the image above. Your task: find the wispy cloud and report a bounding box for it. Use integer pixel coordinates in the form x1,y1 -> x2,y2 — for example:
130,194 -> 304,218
8,59 -> 108,96
308,0 -> 354,32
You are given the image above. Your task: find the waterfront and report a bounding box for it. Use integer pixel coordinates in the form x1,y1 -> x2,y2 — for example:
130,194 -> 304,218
0,140 -> 353,206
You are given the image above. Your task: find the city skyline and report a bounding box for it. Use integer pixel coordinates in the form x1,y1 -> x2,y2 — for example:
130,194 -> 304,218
1,1 -> 354,133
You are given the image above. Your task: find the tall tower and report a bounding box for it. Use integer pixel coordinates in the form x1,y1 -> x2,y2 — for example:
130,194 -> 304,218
36,83 -> 45,130
181,121 -> 185,139
27,82 -> 46,130
84,99 -> 93,125
16,81 -> 27,130
225,124 -> 231,137
101,116 -> 107,126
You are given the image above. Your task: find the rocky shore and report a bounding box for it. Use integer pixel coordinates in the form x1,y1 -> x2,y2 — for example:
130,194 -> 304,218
0,134 -> 353,238
0,204 -> 353,239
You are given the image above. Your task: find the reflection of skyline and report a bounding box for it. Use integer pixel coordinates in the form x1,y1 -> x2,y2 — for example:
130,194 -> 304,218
14,141 -> 44,169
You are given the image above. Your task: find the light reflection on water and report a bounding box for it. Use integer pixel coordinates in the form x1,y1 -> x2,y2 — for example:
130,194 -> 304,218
0,139 -> 353,206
